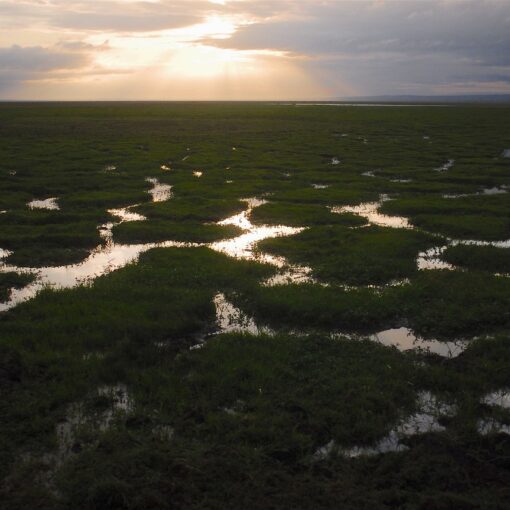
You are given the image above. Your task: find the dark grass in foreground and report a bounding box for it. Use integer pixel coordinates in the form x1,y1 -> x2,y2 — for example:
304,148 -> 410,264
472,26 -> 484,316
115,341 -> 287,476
1,247 -> 510,508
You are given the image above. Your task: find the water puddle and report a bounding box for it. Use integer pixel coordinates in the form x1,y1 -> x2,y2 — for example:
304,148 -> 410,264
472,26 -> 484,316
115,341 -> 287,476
311,183 -> 329,189
502,149 -> 510,158
182,155 -> 190,161
0,180 -> 180,311
481,389 -> 510,409
482,186 -> 509,195
263,266 -> 315,286
447,238 -> 510,249
1,197 -> 310,310
55,384 -> 133,464
331,158 -> 340,165
104,165 -> 117,172
211,198 -> 304,264
416,246 -> 453,270
343,392 -> 455,457
108,207 -> 146,223
146,177 -> 172,202
193,171 -> 203,178
443,185 -> 508,199
99,206 -> 146,242
0,240 -> 196,311
160,164 -> 171,171
371,327 -> 468,358
27,197 -> 59,210
434,159 -> 454,172
213,293 -> 271,335
477,419 -> 510,435
417,238 -> 510,273
331,195 -> 411,229
315,392 -> 455,459
362,170 -> 376,177
390,178 -> 412,183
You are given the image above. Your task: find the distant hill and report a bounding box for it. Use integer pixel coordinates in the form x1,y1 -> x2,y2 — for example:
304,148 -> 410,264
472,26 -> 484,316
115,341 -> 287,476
334,94 -> 510,103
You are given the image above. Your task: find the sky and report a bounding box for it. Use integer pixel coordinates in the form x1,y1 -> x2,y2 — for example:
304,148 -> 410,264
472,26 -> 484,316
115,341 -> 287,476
1,0 -> 510,100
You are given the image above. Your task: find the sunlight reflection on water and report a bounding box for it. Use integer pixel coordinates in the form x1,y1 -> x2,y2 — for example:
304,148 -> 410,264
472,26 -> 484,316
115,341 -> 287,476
0,197 -> 311,310
331,195 -> 411,229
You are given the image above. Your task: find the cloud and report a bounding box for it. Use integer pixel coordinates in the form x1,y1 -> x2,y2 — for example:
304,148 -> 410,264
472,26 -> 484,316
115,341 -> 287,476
0,45 -> 89,72
0,1 -> 208,32
197,0 -> 510,95
1,0 -> 510,98
0,44 -> 95,96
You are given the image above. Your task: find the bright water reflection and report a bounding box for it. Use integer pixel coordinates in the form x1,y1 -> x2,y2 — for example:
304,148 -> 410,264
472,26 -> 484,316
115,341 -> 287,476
331,195 -> 411,229
146,177 -> 172,202
0,197 -> 311,310
371,327 -> 468,358
27,197 -> 59,210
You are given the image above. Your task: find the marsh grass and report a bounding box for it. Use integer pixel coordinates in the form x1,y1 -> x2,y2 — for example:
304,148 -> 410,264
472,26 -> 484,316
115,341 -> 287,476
1,102 -> 510,509
0,272 -> 35,301
442,244 -> 510,273
258,225 -> 438,285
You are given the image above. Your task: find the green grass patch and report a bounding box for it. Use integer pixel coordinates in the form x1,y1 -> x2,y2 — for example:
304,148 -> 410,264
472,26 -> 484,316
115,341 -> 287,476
112,221 -> 242,244
443,244 -> 510,273
258,225 -> 438,285
251,201 -> 366,227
